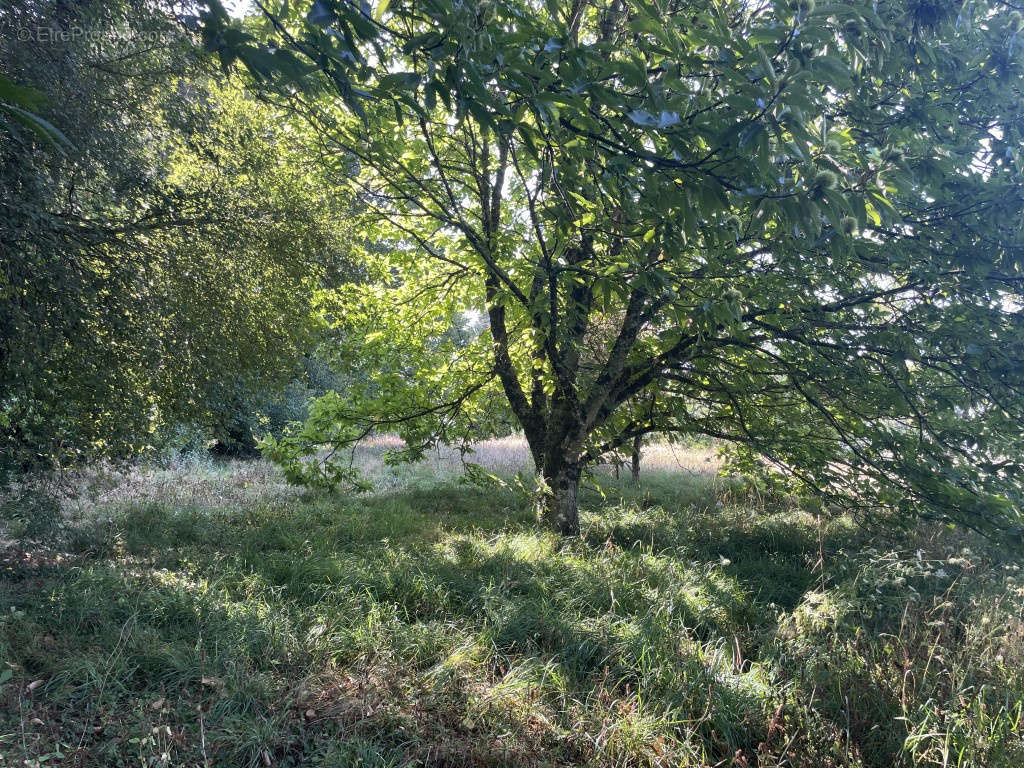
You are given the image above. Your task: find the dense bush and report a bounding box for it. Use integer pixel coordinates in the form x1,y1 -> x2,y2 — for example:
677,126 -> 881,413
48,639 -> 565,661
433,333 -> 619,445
1,1 -> 356,477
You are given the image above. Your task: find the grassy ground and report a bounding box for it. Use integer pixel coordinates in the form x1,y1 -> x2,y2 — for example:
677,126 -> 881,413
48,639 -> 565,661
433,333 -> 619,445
1,446 -> 1022,767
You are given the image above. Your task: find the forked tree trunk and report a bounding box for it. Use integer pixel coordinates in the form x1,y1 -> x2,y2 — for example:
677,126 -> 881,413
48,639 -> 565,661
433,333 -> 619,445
540,462 -> 581,536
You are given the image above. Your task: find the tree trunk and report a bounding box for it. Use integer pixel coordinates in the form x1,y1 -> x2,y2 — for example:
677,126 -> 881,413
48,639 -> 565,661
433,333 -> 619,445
630,435 -> 642,486
541,462 -> 581,536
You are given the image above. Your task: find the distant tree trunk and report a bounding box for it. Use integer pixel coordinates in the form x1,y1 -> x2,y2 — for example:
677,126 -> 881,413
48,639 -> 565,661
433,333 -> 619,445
630,434 -> 642,486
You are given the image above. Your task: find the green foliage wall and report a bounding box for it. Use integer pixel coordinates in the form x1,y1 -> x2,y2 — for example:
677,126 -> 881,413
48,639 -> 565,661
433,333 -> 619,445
0,0 -> 357,474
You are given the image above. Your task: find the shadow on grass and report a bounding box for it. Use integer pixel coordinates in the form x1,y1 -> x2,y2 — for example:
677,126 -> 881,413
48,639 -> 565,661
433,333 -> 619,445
3,474 -> 988,767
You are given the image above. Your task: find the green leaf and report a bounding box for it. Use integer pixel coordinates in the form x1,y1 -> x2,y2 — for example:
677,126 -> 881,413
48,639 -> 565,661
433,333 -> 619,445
1,102 -> 74,150
306,0 -> 334,26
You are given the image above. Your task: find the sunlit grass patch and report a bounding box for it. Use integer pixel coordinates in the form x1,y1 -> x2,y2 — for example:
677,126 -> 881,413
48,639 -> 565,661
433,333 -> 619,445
2,455 -> 1022,766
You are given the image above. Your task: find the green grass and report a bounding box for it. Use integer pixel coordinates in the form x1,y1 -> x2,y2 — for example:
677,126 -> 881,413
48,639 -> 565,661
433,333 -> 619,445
1,463 -> 1022,767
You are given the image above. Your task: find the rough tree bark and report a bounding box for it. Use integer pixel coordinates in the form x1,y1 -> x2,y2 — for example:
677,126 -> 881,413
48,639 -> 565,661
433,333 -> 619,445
540,459 -> 581,536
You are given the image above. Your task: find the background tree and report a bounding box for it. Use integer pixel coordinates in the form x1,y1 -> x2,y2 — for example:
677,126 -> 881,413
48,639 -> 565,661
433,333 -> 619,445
264,280 -> 519,489
203,0 -> 1024,537
1,0 -> 357,475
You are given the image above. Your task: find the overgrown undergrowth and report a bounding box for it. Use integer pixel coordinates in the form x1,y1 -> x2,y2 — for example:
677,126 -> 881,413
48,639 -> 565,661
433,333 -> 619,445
1,461 -> 1022,767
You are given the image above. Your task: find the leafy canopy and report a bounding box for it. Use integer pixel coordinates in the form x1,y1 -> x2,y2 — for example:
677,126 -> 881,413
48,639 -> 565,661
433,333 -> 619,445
203,0 -> 1024,537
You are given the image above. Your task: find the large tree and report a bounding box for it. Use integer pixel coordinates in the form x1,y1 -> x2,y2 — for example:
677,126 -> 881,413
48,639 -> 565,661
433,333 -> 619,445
204,0 -> 1024,536
1,0 -> 356,473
